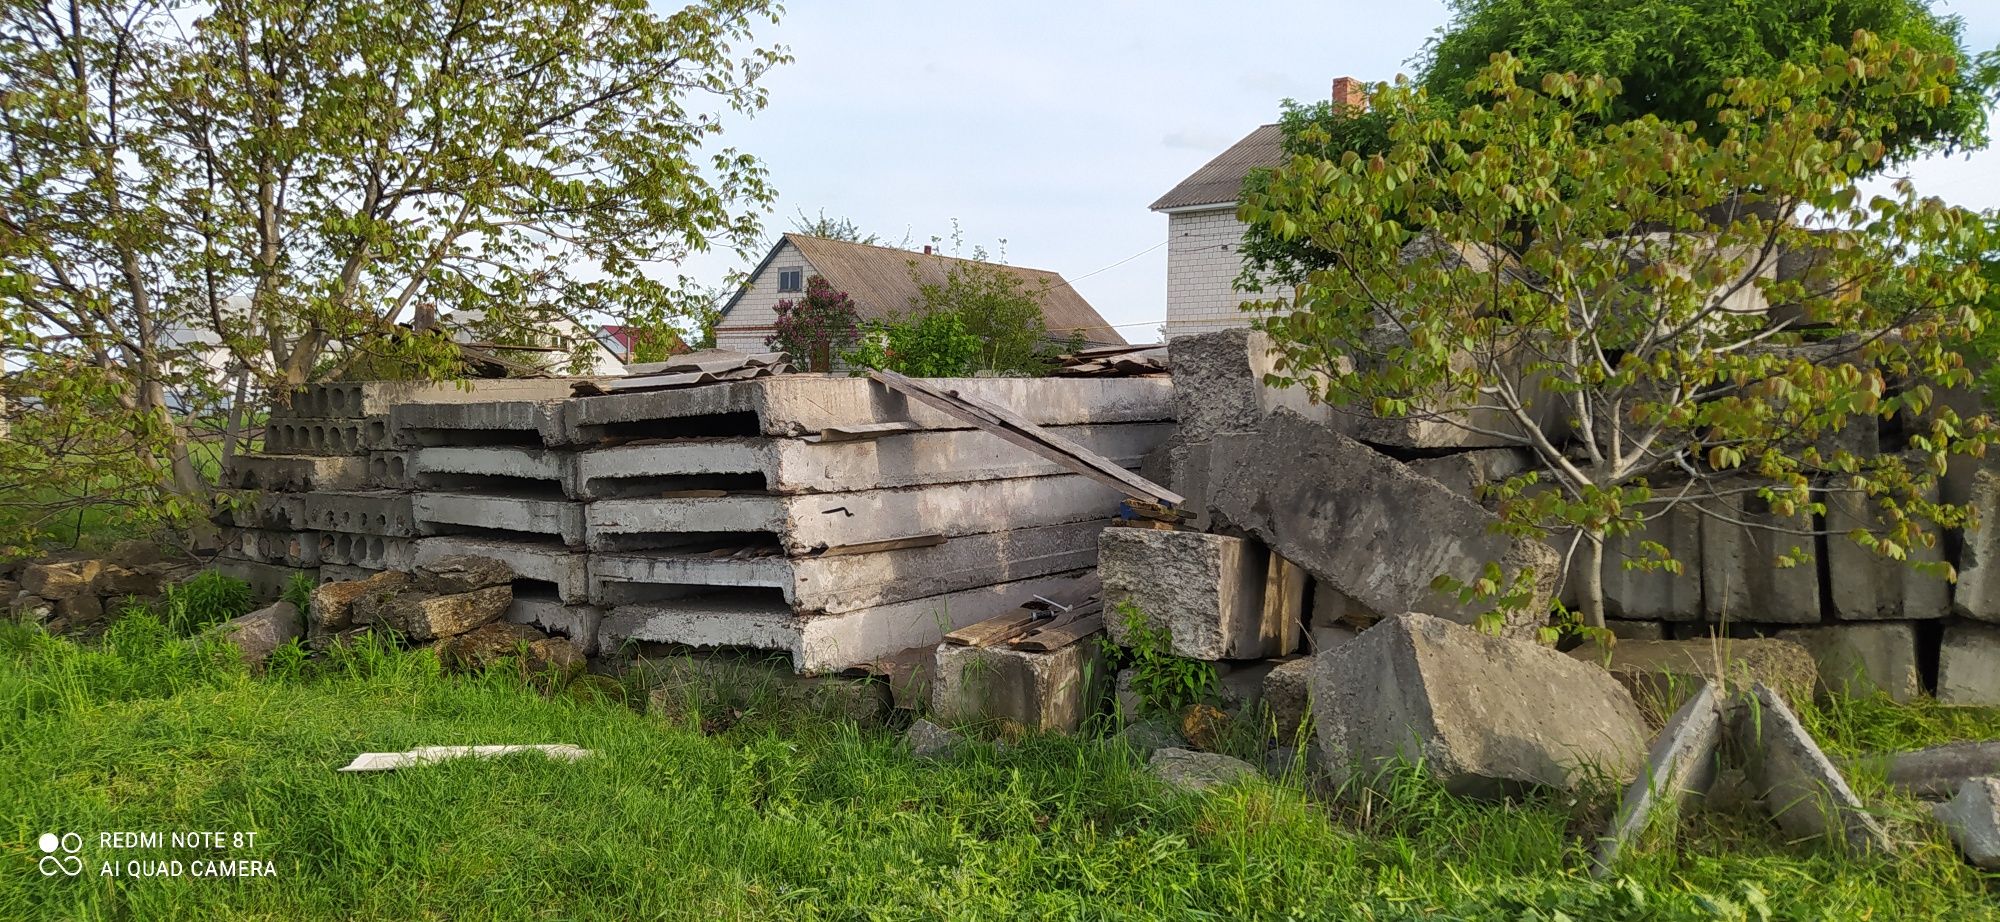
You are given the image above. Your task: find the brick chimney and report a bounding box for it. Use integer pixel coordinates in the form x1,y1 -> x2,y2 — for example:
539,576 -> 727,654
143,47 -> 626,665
1331,76 -> 1366,112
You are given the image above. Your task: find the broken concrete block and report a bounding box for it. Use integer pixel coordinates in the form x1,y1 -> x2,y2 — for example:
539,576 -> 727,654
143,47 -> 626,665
373,585 -> 512,643
931,640 -> 1105,733
214,601 -> 303,666
1953,469 -> 2000,622
1824,477 -> 1950,620
1208,412 -> 1561,638
1939,623 -> 2000,706
1150,748 -> 1259,792
20,560 -> 100,601
1166,329 -> 1332,441
906,718 -> 961,759
1775,623 -> 1922,703
1100,529 -> 1295,660
1593,681 -> 1725,875
1116,718 -> 1188,758
1405,448 -> 1533,501
435,621 -> 583,681
1312,612 -> 1648,799
1734,683 -> 1892,854
504,595 -> 604,656
309,571 -> 410,632
415,555 -> 514,594
1868,741 -> 2000,801
1261,656 -> 1314,742
1700,493 -> 1820,624
1569,638 -> 1818,719
1932,776 -> 2000,869
418,535 -> 589,604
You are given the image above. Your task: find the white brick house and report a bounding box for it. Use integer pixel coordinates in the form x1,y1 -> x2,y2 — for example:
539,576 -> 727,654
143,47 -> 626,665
1152,78 -> 1371,339
1150,124 -> 1292,339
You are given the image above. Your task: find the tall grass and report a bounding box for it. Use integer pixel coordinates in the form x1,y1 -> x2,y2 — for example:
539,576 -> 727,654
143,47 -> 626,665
0,619 -> 1994,920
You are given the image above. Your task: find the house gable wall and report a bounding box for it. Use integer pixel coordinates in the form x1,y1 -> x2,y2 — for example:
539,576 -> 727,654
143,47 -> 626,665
714,240 -> 816,352
1165,207 -> 1292,339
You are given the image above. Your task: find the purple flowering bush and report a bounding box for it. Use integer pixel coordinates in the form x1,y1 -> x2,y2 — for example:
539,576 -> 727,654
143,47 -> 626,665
767,275 -> 860,371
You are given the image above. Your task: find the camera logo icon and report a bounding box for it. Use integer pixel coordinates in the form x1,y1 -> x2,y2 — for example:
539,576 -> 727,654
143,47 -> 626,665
38,833 -> 82,877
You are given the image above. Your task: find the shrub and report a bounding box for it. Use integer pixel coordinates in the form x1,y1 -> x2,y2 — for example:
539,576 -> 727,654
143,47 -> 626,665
766,275 -> 860,371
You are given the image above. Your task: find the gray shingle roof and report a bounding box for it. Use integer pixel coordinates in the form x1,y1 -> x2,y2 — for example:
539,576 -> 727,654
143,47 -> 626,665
1149,124 -> 1285,212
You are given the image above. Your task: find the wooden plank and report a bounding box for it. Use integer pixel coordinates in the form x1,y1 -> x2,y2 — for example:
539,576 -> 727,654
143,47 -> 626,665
1260,553 -> 1308,655
943,609 -> 1048,648
1010,611 -> 1105,652
812,534 -> 948,557
866,369 -> 1183,506
802,421 -> 924,444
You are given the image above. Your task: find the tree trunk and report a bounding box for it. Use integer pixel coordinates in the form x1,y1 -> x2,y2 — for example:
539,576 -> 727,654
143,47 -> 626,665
1579,530 -> 1608,631
220,364 -> 250,467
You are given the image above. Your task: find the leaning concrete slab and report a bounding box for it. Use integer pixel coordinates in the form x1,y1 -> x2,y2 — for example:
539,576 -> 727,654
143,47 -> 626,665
599,571 -> 1096,673
1099,528 -> 1296,660
1869,741 -> 2000,800
1824,477 -> 1951,620
1593,681 -> 1725,876
415,535 -> 590,603
585,474 -> 1121,554
1733,683 -> 1892,854
1405,448 -> 1534,501
1701,492 -> 1820,624
1312,612 -> 1648,799
560,376 -> 1173,445
1939,623 -> 2000,706
1207,411 -> 1561,637
300,491 -> 420,537
931,638 -> 1105,732
573,422 -> 1173,499
412,493 -> 586,546
589,520 -> 1099,613
1775,623 -> 1922,703
1932,777 -> 2000,869
1954,470 -> 2000,622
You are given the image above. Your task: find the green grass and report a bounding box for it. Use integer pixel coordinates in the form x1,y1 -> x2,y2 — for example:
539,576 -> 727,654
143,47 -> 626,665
1,618 -> 1996,921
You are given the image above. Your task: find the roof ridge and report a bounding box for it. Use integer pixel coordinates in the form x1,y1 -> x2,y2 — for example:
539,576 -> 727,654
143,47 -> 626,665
782,233 -> 1068,280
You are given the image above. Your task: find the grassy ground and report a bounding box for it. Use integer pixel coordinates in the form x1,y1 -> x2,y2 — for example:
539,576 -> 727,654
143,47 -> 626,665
2,616 -> 1997,921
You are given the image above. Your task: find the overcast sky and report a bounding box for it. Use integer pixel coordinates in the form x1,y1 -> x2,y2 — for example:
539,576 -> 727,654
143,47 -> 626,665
671,1 -> 2000,343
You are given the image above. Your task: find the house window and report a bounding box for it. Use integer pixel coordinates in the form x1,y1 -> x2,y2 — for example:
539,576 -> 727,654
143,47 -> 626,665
777,268 -> 803,292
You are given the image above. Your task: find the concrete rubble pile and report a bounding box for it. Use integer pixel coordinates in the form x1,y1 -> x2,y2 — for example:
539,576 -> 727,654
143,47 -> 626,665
218,370 -> 1174,672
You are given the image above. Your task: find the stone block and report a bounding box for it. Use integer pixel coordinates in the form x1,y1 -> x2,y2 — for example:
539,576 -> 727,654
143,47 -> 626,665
1593,681 -> 1725,875
1939,623 -> 2000,706
309,571 -> 409,632
1932,776 -> 2000,869
1569,637 -> 1818,718
1597,503 -> 1703,622
418,535 -> 589,603
415,555 -> 515,594
370,585 -> 512,643
1149,748 -> 1258,792
1100,529 -> 1294,660
1208,411 -> 1560,638
1825,477 -> 1950,620
1700,492 -> 1820,623
1313,612 -> 1648,798
214,601 -> 302,667
906,719 -> 961,759
1606,619 -> 1669,641
1166,329 -> 1333,441
1733,683 -> 1892,854
1775,623 -> 1922,703
1261,656 -> 1314,742
20,560 -> 101,600
1955,470 -> 2000,622
931,640 -> 1105,733
434,621 -> 583,681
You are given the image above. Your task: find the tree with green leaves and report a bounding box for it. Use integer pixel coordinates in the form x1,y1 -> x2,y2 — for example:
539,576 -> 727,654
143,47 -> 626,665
767,275 -> 860,372
1239,35 -> 1996,629
0,0 -> 783,547
1241,0 -> 1996,288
